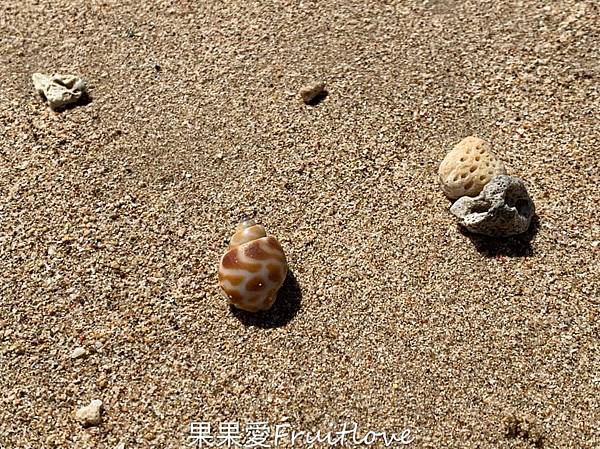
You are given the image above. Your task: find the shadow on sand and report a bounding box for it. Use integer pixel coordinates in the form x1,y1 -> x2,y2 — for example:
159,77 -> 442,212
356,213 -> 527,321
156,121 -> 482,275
460,214 -> 540,258
305,90 -> 328,106
230,271 -> 301,329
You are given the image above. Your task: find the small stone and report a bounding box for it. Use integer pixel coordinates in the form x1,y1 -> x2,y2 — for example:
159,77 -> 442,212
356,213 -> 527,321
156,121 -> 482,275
75,399 -> 103,427
450,175 -> 535,237
32,73 -> 88,110
299,81 -> 326,104
438,136 -> 507,199
97,376 -> 108,389
71,347 -> 87,359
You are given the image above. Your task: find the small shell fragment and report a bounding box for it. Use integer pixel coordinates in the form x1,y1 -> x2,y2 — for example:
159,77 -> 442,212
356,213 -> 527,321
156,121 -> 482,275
299,81 -> 326,104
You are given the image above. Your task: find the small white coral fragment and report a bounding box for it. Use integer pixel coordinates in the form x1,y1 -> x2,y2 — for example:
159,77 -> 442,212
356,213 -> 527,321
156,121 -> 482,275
32,73 -> 88,110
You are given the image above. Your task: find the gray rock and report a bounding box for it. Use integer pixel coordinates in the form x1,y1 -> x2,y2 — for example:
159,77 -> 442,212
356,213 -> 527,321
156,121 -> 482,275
450,175 -> 535,237
32,73 -> 87,110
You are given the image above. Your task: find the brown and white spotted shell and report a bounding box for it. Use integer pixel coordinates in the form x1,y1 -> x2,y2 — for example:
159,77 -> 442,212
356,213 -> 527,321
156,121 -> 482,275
218,219 -> 288,312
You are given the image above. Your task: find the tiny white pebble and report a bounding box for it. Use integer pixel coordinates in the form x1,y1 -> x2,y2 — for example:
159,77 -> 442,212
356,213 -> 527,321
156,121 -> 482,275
76,399 -> 103,427
71,347 -> 87,359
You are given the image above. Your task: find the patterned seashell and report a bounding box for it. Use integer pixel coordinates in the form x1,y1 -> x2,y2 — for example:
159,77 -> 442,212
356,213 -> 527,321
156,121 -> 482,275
438,136 -> 507,199
218,219 -> 288,312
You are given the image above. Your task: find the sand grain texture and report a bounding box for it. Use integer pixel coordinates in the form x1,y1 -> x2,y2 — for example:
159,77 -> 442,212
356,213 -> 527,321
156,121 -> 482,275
0,0 -> 599,448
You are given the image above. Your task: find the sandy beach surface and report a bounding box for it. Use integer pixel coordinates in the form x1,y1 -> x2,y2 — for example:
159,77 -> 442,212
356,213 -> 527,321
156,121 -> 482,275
1,0 -> 599,447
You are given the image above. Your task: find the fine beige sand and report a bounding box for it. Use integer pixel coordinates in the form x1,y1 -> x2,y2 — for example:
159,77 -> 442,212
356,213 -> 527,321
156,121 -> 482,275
1,0 -> 599,448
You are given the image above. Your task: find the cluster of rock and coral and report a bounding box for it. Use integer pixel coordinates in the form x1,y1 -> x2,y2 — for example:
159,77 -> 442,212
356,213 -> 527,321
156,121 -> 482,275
438,136 -> 535,237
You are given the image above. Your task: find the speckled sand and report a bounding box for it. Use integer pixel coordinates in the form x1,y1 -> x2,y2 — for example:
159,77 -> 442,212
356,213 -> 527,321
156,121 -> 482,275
0,0 -> 599,448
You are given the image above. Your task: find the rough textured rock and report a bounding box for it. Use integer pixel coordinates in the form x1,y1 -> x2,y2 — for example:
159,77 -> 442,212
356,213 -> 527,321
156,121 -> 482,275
299,81 -> 325,104
32,73 -> 87,110
439,136 -> 506,199
75,399 -> 103,427
450,175 -> 535,237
